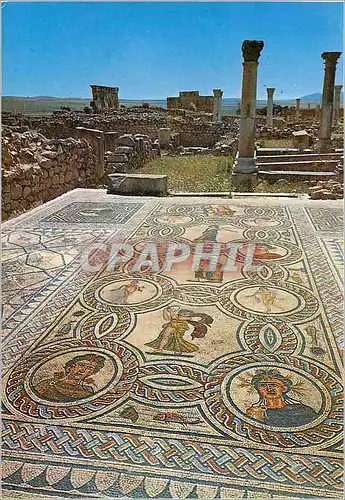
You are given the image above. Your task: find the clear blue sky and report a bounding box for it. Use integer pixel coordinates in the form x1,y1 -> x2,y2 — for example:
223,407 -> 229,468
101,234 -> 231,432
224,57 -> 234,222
3,1 -> 343,99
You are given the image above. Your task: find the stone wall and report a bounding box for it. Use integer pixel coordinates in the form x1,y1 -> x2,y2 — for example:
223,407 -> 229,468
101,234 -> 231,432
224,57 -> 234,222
90,85 -> 119,112
104,133 -> 159,174
167,91 -> 214,113
2,110 -> 167,141
2,110 -> 240,149
168,118 -> 239,147
2,126 -> 97,220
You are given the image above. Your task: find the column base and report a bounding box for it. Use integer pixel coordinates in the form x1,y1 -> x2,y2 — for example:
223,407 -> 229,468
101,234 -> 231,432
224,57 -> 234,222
232,172 -> 258,191
315,138 -> 333,153
233,154 -> 258,174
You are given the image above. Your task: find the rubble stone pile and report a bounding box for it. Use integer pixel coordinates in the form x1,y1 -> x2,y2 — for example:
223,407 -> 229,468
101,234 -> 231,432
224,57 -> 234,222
2,110 -> 240,149
105,133 -> 159,174
308,179 -> 344,199
2,126 -> 97,220
171,138 -> 238,157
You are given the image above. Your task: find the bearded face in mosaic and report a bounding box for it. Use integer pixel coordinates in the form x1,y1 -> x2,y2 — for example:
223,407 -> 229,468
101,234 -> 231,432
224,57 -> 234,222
34,354 -> 105,403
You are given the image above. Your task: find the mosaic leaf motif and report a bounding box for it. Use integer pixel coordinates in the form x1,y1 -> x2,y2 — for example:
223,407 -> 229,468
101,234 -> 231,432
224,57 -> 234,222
258,324 -> 283,352
94,313 -> 119,338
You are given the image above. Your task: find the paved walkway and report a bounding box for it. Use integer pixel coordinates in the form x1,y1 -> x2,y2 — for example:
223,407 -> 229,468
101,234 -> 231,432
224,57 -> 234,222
2,189 -> 343,499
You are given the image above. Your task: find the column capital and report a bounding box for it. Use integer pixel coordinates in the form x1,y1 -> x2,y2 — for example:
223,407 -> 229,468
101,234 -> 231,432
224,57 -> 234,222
266,88 -> 275,96
334,84 -> 343,93
241,40 -> 264,62
321,52 -> 341,66
213,89 -> 223,97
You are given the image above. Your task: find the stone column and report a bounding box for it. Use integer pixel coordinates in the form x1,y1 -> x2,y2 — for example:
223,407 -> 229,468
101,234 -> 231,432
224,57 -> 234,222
295,98 -> 301,120
158,128 -> 171,148
266,88 -> 275,127
333,84 -> 342,126
213,89 -> 223,122
317,52 -> 341,151
233,40 -> 264,179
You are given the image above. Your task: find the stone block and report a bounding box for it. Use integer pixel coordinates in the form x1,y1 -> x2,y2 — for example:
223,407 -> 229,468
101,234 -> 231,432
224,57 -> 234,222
23,186 -> 31,197
114,134 -> 136,148
11,183 -> 23,200
158,128 -> 171,147
108,153 -> 129,163
115,146 -> 134,156
107,173 -> 168,196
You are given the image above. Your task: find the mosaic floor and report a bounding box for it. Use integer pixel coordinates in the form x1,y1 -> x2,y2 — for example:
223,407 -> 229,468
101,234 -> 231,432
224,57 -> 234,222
2,189 -> 343,499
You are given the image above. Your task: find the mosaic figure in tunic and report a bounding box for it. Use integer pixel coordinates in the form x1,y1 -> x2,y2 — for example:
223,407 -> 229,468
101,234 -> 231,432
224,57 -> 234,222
107,280 -> 144,304
34,354 -> 105,403
145,306 -> 213,354
194,224 -> 219,243
245,369 -> 320,427
244,286 -> 285,312
193,225 -> 223,282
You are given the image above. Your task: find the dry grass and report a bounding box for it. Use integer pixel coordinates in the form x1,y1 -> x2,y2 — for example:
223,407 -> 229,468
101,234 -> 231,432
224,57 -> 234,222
255,179 -> 310,194
140,153 -> 309,194
259,139 -> 295,148
141,155 -> 233,192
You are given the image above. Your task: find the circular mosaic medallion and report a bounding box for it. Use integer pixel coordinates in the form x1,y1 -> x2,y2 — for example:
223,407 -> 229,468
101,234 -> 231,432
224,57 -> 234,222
203,354 -> 342,447
5,339 -> 139,421
155,215 -> 195,225
218,280 -> 319,322
82,273 -> 175,313
235,286 -> 301,315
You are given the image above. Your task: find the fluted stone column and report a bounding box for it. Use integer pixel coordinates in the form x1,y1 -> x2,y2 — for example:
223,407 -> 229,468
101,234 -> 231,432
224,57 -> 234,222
333,85 -> 342,126
233,40 -> 264,181
213,89 -> 223,122
295,99 -> 301,120
266,88 -> 275,127
317,52 -> 341,151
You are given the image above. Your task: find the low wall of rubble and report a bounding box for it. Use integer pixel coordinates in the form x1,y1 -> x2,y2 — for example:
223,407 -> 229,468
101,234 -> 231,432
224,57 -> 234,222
2,127 -> 97,220
168,118 -> 240,147
3,110 -> 240,148
104,133 -> 159,174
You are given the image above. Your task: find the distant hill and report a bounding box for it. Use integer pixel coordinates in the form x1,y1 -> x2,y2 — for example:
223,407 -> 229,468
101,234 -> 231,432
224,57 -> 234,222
300,93 -> 321,101
300,92 -> 343,101
2,94 -> 330,117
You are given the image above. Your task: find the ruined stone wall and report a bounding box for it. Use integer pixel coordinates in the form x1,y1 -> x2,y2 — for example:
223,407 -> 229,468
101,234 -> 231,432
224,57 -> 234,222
90,85 -> 119,112
2,110 -> 240,150
11,110 -> 167,141
167,91 -> 214,113
2,127 -> 97,220
168,117 -> 239,147
105,133 -> 159,174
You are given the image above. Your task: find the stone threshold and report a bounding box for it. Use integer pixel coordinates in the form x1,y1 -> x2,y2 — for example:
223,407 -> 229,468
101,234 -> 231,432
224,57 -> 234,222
170,191 -> 302,198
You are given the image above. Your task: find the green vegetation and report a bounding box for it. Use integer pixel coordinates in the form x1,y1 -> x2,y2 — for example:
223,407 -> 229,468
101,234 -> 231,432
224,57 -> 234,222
142,154 -> 309,194
141,155 -> 233,193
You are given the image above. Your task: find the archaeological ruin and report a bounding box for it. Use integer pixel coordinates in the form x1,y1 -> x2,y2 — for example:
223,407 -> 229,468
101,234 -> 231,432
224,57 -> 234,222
2,3 -> 344,496
90,85 -> 119,112
167,91 -> 214,114
2,41 -> 343,220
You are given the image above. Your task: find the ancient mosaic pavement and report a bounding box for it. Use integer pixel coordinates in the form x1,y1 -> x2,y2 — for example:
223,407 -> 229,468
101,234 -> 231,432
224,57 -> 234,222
2,190 -> 343,499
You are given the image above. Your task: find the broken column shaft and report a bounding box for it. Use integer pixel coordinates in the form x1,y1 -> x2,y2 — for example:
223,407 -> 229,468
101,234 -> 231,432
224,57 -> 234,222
212,89 -> 223,122
333,84 -> 342,126
266,88 -> 275,127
